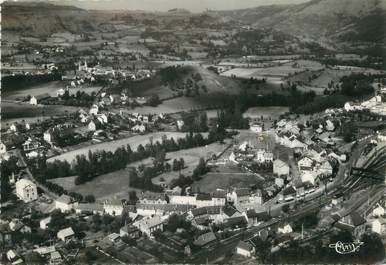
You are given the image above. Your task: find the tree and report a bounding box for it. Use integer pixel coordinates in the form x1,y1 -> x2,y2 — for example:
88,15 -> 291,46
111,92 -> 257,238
85,195 -> 96,203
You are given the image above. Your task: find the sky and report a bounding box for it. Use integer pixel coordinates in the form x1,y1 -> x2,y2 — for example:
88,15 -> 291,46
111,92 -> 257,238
11,0 -> 311,12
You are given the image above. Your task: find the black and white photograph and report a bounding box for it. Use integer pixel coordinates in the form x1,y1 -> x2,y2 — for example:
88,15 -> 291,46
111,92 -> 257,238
1,0 -> 385,264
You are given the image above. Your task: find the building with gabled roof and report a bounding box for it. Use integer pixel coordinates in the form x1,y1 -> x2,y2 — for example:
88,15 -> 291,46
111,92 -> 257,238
236,241 -> 255,258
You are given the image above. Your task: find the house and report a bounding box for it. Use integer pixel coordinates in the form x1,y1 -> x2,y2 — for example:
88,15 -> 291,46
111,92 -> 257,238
301,171 -> 316,185
176,120 -> 184,130
250,123 -> 263,133
22,137 -> 40,152
249,190 -> 263,205
138,191 -> 167,204
236,241 -> 255,258
278,224 -> 293,234
169,195 -> 197,205
57,88 -> 66,97
316,161 -> 333,177
326,120 -> 335,131
246,209 -> 270,226
15,179 -> 38,202
133,216 -> 165,237
193,231 -> 216,246
298,157 -> 314,171
9,220 -> 31,233
107,233 -> 121,243
211,190 -> 227,206
7,250 -> 23,265
273,159 -> 290,176
50,251 -> 62,265
88,120 -> 97,131
0,141 -> 7,154
55,194 -> 74,212
255,149 -> 273,163
229,188 -> 250,205
89,104 -> 99,115
120,225 -> 141,238
196,193 -> 213,208
40,216 -> 52,230
372,219 -> 386,235
30,96 -> 38,105
275,177 -> 285,187
372,204 -> 385,217
74,203 -> 104,215
104,199 -> 124,215
57,227 -> 75,242
132,124 -> 146,133
335,211 -> 367,238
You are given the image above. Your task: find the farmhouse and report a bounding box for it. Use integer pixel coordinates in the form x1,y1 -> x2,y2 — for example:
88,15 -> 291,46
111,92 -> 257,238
120,225 -> 140,238
229,188 -> 250,205
22,137 -> 41,152
193,231 -> 216,246
40,217 -> 52,230
15,179 -> 38,202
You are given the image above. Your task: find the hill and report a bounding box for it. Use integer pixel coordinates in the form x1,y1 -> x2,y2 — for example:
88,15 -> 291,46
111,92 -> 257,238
217,0 -> 386,43
1,1 -> 101,37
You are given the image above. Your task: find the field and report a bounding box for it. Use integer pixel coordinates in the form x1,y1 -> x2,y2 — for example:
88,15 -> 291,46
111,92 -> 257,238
221,66 -> 302,82
49,137 -> 225,200
152,140 -> 231,186
1,100 -> 80,126
3,81 -> 102,100
191,165 -> 264,193
47,132 -> 188,163
48,169 -> 140,201
243,106 -> 289,120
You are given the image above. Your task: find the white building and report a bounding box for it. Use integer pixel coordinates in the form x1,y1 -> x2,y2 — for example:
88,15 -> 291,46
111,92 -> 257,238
40,216 -> 52,230
88,121 -> 97,131
373,205 -> 385,217
273,159 -> 290,176
55,194 -> 74,212
89,104 -> 99,115
236,241 -> 255,258
30,96 -> 38,105
372,219 -> 386,235
104,199 -> 124,216
57,227 -> 75,242
133,216 -> 165,237
278,224 -> 293,234
255,149 -> 273,163
250,124 -> 263,133
16,179 -> 38,202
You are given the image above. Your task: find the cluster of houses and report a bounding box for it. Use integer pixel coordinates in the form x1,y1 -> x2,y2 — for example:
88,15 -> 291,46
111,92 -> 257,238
229,140 -> 273,165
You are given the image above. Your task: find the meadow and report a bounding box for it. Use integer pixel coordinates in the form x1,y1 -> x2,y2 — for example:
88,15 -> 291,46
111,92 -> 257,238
47,132 -> 188,163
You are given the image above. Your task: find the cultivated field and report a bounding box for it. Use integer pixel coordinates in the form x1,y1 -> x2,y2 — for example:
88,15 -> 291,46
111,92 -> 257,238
221,66 -> 302,81
47,132 -> 189,163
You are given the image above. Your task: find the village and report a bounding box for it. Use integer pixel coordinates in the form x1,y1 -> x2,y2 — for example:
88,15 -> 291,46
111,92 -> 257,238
1,0 -> 386,264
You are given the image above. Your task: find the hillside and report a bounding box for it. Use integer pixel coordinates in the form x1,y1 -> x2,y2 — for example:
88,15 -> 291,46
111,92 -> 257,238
1,1 -> 100,37
218,0 -> 386,43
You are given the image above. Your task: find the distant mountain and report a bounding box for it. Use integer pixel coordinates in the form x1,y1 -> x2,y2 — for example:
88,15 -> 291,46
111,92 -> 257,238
1,1 -> 98,37
218,0 -> 386,43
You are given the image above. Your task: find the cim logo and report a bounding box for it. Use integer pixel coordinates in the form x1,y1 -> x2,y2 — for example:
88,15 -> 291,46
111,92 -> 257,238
329,241 -> 364,254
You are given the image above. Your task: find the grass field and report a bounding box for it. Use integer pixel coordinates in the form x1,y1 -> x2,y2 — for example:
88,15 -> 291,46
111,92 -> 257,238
243,106 -> 289,120
1,100 -> 80,126
48,169 -> 141,201
152,140 -> 231,186
47,132 -> 189,163
191,165 -> 264,193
